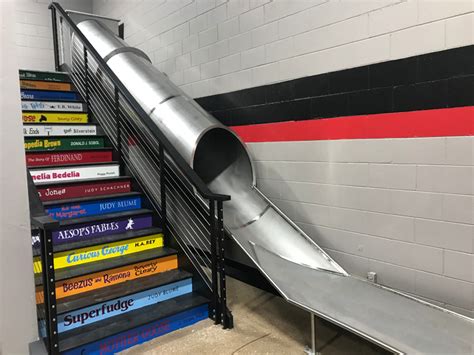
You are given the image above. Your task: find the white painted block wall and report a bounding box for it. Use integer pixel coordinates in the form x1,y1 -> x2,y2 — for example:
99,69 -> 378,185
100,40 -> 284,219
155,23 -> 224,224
249,136 -> 473,317
1,2 -> 39,353
14,0 -> 93,71
93,0 -> 473,98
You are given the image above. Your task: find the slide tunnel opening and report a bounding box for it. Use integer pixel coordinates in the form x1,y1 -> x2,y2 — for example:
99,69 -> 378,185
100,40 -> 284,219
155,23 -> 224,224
193,128 -> 254,194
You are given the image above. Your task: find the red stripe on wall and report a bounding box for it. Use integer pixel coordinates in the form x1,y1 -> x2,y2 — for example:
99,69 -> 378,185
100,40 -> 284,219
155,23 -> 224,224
231,107 -> 474,142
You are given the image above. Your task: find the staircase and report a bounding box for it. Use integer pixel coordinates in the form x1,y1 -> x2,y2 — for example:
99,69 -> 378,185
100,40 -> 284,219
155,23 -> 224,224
21,69 -> 215,354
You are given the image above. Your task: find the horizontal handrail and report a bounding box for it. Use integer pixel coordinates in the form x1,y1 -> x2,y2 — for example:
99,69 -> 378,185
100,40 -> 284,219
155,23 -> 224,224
49,2 -> 230,202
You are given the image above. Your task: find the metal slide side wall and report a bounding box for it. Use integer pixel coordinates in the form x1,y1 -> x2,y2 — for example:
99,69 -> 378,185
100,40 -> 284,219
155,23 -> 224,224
74,17 -> 473,354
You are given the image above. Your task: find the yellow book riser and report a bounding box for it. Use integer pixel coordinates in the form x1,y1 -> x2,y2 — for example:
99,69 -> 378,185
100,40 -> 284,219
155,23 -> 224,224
22,112 -> 88,124
33,234 -> 164,273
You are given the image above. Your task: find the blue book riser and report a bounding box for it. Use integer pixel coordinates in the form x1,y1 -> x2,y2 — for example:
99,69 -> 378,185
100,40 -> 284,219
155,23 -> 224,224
45,196 -> 142,220
63,304 -> 208,355
39,278 -> 193,335
21,89 -> 80,101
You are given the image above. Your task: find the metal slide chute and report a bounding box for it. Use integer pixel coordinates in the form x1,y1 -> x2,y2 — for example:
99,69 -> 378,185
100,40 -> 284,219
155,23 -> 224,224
76,19 -> 473,354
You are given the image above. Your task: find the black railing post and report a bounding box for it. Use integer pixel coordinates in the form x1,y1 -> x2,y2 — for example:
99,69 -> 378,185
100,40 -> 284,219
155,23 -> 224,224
40,228 -> 59,354
216,201 -> 232,329
159,145 -> 167,238
209,200 -> 219,324
114,86 -> 124,174
118,23 -> 125,39
83,47 -> 90,112
50,7 -> 60,71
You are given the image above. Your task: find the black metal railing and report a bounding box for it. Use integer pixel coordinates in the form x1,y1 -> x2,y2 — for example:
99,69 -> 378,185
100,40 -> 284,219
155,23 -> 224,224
48,2 -> 233,332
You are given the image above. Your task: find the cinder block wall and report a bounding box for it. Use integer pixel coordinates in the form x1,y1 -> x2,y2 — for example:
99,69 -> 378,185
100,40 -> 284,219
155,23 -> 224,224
14,0 -> 92,71
93,0 -> 473,316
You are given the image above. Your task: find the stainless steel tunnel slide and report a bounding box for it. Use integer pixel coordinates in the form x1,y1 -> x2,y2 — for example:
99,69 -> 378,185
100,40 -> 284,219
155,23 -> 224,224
75,18 -> 473,354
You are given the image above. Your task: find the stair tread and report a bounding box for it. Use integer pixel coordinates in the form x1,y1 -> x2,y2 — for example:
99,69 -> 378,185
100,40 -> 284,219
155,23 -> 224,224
56,208 -> 153,227
28,161 -> 119,170
21,87 -> 80,94
19,70 -> 71,82
32,226 -> 163,257
35,247 -> 176,285
57,269 -> 193,314
43,191 -> 141,207
24,134 -> 105,139
23,122 -> 93,126
23,110 -> 88,114
26,148 -> 113,154
33,175 -> 131,188
59,292 -> 209,352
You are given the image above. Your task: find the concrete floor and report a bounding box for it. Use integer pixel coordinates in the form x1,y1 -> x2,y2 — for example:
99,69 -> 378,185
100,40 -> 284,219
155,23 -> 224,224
121,277 -> 389,355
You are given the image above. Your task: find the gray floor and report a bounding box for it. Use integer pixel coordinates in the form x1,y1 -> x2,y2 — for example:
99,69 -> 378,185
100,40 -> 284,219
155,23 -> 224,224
121,277 -> 389,354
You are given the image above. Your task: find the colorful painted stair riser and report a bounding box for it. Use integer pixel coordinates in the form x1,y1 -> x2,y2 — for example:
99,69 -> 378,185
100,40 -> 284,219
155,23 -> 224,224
24,137 -> 105,152
31,215 -> 152,247
63,305 -> 208,355
30,164 -> 120,183
33,234 -> 164,273
23,125 -> 97,136
44,195 -> 141,220
35,255 -> 178,303
20,80 -> 72,91
52,215 -> 153,245
21,90 -> 80,101
19,70 -> 69,82
22,112 -> 88,124
59,279 -> 192,332
38,278 -> 193,335
26,150 -> 112,167
22,101 -> 85,112
37,180 -> 131,202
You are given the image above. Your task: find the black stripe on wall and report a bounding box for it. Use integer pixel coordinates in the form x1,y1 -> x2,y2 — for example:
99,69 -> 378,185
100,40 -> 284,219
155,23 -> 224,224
196,46 -> 474,126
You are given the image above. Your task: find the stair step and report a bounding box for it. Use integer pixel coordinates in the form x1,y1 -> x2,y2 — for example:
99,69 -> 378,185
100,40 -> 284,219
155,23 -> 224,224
59,293 -> 209,354
43,191 -> 140,207
35,249 -> 178,302
23,124 -> 99,137
57,269 -> 192,314
33,232 -> 164,273
22,111 -> 88,124
21,100 -> 86,112
45,193 -> 141,221
20,80 -> 73,92
32,226 -> 162,255
19,69 -> 70,82
51,209 -> 154,245
21,89 -> 81,102
29,163 -> 120,184
57,277 -> 193,333
35,176 -> 132,202
26,149 -> 113,168
24,137 -> 105,152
